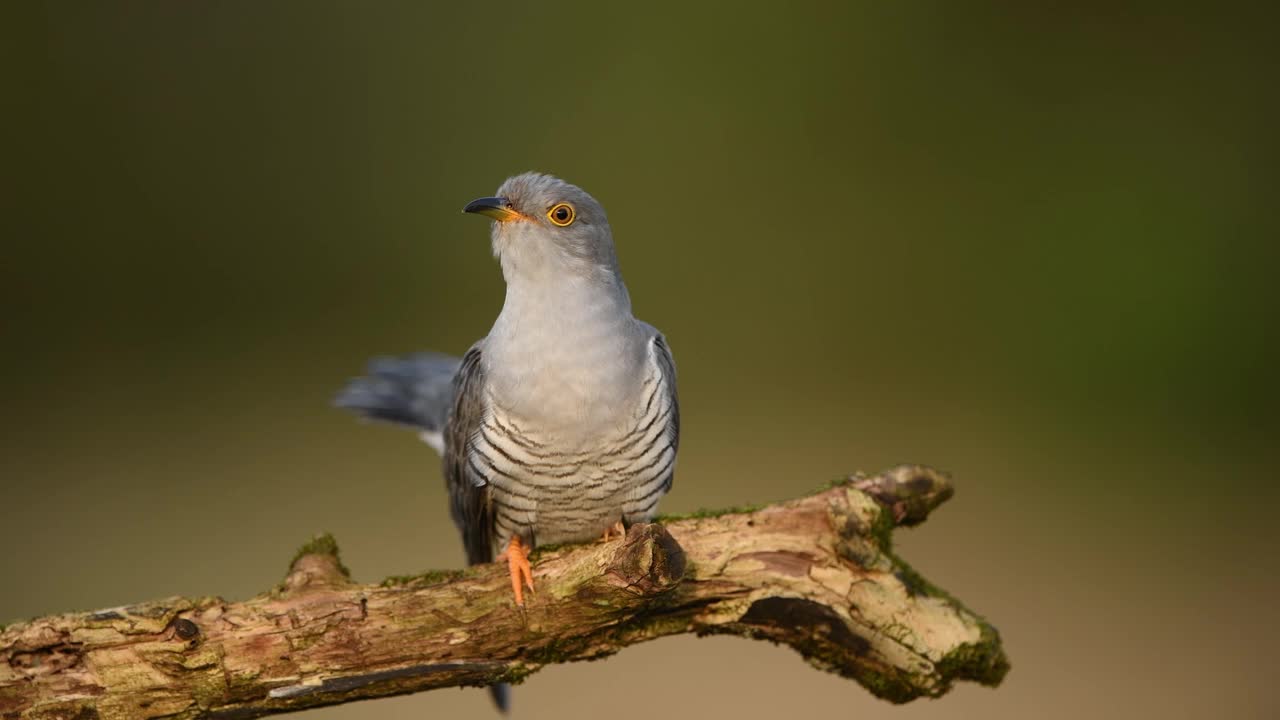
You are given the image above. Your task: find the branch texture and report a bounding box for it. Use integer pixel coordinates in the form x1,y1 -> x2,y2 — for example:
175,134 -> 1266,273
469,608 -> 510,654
1,465 -> 1008,719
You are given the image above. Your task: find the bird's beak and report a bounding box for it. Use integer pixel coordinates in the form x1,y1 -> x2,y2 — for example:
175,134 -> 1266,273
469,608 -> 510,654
463,196 -> 521,222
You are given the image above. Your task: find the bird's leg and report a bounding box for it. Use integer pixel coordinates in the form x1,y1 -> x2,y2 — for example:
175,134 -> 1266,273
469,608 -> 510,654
598,520 -> 626,543
497,535 -> 534,606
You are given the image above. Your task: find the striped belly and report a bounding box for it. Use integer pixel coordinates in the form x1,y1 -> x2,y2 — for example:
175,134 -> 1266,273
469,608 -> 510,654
471,402 -> 676,550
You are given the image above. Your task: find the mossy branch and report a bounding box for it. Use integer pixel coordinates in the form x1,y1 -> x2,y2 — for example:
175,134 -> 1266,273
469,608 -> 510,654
0,464 -> 1007,720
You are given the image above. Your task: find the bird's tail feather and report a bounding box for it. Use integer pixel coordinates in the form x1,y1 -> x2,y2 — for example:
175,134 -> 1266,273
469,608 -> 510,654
488,683 -> 511,714
334,352 -> 461,434
338,352 -> 508,711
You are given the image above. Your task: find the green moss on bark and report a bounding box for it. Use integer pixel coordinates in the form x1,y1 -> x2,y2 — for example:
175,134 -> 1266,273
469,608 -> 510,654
655,504 -> 763,522
851,665 -> 925,704
490,662 -> 536,687
379,568 -> 470,588
935,623 -> 1010,687
289,533 -> 350,579
813,473 -> 860,493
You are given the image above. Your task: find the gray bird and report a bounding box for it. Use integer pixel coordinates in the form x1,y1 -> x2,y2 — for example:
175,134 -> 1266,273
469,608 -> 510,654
336,170 -> 680,617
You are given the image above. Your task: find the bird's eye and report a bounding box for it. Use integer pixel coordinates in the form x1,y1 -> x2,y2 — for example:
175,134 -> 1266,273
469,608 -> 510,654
547,203 -> 576,227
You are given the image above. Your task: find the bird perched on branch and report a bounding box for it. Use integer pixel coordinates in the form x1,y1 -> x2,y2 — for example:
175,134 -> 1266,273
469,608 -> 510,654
335,173 -> 680,708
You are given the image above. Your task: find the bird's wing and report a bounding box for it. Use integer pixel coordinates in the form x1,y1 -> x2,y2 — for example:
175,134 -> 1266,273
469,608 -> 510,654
646,327 -> 680,488
652,333 -> 679,450
442,342 -> 496,565
334,352 -> 462,452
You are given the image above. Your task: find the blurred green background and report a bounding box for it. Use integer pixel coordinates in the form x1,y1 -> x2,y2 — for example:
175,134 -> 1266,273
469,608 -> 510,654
5,3 -> 1278,718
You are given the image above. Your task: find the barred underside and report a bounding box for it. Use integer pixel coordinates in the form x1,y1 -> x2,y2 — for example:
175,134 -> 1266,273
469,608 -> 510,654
467,337 -> 678,551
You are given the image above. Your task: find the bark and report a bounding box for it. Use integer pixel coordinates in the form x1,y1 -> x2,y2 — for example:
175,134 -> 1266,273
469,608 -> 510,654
0,464 -> 1008,719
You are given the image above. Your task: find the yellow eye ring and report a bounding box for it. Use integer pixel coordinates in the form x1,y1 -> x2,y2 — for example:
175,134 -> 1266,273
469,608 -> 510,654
547,203 -> 576,227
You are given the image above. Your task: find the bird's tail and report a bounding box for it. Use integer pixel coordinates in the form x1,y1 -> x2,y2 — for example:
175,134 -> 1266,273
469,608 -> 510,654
338,352 -> 507,709
334,352 -> 461,451
488,683 -> 511,714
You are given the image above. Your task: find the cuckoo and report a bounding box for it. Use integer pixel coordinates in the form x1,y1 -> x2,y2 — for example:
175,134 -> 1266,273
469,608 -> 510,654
336,172 -> 680,613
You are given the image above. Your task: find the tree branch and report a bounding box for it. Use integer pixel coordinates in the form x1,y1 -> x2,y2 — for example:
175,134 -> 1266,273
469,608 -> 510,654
0,464 -> 1008,719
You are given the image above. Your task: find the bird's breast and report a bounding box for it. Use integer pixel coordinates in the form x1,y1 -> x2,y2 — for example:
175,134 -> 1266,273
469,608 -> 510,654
484,320 -> 647,439
473,355 -> 676,549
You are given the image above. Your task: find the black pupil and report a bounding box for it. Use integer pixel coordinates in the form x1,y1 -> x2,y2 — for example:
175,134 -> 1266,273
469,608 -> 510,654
555,207 -> 569,221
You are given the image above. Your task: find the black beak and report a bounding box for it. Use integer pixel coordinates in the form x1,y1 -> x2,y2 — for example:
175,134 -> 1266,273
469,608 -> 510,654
463,196 -> 521,222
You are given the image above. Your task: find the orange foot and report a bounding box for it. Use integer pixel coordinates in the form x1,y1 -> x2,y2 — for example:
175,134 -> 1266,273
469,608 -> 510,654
598,520 -> 626,543
498,535 -> 534,606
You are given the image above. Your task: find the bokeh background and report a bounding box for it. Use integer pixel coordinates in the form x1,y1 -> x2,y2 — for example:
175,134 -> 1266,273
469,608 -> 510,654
6,3 -> 1278,719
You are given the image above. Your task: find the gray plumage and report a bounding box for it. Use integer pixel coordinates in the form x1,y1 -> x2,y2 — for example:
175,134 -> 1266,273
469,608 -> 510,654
337,173 -> 678,714
337,170 -> 679,566
333,352 -> 460,451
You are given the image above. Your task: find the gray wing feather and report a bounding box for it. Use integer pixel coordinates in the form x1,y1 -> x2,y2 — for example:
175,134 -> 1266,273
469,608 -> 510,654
649,328 -> 680,493
650,333 -> 680,453
334,352 -> 461,433
653,334 -> 679,452
442,343 -> 496,566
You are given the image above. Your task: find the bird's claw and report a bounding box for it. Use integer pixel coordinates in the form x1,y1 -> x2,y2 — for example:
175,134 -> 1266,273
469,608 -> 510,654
499,536 -> 534,606
598,520 -> 626,543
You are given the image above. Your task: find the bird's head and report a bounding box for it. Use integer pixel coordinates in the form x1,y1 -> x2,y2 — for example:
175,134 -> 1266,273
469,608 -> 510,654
464,172 -> 619,286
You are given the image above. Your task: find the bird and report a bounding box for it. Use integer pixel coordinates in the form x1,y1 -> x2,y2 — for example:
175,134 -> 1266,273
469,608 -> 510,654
335,172 -> 680,710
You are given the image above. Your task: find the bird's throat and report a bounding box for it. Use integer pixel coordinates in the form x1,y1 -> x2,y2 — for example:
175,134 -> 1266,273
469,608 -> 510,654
484,277 -> 644,435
